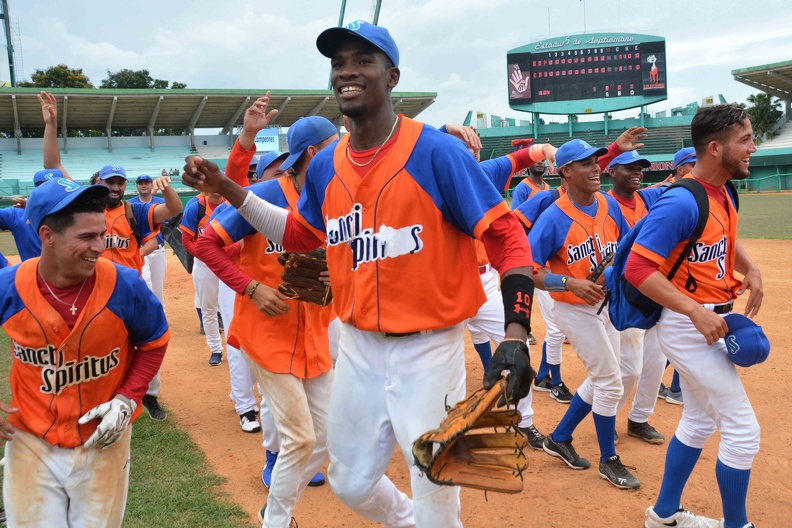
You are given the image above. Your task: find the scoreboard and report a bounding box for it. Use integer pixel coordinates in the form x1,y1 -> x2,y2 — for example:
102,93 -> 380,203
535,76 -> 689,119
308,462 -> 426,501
507,34 -> 667,115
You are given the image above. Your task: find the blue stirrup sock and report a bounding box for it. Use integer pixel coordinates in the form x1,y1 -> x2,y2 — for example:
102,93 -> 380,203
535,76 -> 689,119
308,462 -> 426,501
593,413 -> 617,462
653,435 -> 703,518
473,342 -> 492,372
549,362 -> 563,386
196,307 -> 203,325
536,343 -> 550,381
551,393 -> 591,442
670,369 -> 681,392
716,459 -> 750,528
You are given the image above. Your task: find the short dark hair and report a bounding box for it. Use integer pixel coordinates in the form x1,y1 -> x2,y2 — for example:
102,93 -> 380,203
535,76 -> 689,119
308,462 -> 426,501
40,196 -> 106,234
691,104 -> 750,156
90,172 -> 100,185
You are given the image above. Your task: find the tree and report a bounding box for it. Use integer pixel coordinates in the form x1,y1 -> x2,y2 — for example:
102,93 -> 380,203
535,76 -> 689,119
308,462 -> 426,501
17,64 -> 94,88
100,69 -> 186,90
745,92 -> 782,140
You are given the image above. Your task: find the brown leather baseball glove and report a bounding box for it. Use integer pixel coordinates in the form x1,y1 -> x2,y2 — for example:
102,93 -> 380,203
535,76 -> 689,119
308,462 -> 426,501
278,249 -> 332,306
411,378 -> 529,493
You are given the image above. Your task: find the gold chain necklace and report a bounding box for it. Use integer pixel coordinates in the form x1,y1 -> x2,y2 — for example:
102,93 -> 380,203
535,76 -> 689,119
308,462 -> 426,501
345,116 -> 400,168
41,275 -> 89,316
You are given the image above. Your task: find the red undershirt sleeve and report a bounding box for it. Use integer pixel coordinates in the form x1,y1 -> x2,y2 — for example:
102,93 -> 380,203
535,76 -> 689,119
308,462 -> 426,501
625,251 -> 660,287
282,214 -> 324,252
194,225 -> 253,294
117,343 -> 167,404
598,142 -> 624,172
482,213 -> 535,275
182,229 -> 198,258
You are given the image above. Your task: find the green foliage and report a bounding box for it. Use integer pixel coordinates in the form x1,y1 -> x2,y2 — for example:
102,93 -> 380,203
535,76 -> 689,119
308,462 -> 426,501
745,92 -> 782,139
100,69 -> 186,90
16,64 -> 94,88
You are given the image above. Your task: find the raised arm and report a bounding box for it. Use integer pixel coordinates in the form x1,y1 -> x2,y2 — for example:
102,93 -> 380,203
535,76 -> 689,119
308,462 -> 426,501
150,175 -> 183,225
39,91 -> 73,180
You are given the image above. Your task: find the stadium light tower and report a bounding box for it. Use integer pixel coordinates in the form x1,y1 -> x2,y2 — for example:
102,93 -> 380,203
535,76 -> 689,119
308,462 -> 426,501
1,0 -> 15,86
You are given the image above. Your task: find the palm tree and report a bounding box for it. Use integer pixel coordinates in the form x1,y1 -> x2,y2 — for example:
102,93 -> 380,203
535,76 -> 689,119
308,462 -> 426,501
745,92 -> 783,141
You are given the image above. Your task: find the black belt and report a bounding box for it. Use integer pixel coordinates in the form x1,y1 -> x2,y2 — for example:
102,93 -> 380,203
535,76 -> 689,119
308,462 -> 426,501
713,302 -> 734,315
383,331 -> 421,338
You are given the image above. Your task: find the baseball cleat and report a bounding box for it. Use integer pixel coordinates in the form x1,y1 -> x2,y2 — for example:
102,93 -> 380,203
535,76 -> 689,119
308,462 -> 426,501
527,333 -> 537,345
543,434 -> 590,470
208,353 -> 222,366
262,450 -> 278,488
533,375 -> 552,392
239,410 -> 261,433
658,383 -> 670,399
519,424 -> 546,450
628,419 -> 665,444
598,455 -> 639,489
549,382 -> 573,403
644,506 -> 719,527
665,389 -> 683,405
142,395 -> 167,421
308,471 -> 326,487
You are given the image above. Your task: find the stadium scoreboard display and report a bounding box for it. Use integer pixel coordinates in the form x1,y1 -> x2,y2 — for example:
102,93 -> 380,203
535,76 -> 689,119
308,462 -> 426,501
507,33 -> 667,114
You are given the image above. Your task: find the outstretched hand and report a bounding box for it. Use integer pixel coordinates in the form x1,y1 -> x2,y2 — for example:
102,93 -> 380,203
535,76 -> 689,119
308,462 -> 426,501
243,92 -> 280,135
183,156 -> 225,194
445,123 -> 482,155
38,91 -> 58,127
615,127 -> 648,152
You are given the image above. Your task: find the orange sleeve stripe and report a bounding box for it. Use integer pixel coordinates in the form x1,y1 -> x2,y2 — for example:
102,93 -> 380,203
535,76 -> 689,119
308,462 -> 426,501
180,226 -> 196,237
473,202 -> 510,239
210,220 -> 234,247
292,209 -> 327,243
513,208 -> 532,229
147,204 -> 161,232
137,329 -> 171,351
141,232 -> 157,244
632,244 -> 667,267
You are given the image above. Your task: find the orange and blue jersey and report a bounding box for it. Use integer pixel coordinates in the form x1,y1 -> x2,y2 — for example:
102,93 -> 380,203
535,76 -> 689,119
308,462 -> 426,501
607,187 -> 665,228
511,178 -> 552,209
103,201 -> 159,272
0,258 -> 169,448
631,184 -> 742,304
180,195 -> 219,241
211,178 -> 333,379
295,116 -> 509,333
529,192 -> 629,304
513,188 -> 562,231
129,195 -> 166,247
0,207 -> 41,260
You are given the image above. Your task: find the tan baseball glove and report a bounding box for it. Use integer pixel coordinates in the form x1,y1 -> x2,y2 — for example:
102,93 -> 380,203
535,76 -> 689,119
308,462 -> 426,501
278,249 -> 332,306
411,378 -> 529,493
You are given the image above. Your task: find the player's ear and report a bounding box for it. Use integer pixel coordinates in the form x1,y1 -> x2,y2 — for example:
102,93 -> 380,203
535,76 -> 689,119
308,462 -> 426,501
387,67 -> 400,89
38,225 -> 56,246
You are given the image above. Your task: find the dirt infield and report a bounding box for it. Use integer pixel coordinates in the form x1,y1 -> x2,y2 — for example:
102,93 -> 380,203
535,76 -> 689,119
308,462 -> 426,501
157,238 -> 791,527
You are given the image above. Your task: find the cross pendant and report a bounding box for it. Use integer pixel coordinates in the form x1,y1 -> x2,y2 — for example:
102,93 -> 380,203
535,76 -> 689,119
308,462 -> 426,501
70,305 -> 77,316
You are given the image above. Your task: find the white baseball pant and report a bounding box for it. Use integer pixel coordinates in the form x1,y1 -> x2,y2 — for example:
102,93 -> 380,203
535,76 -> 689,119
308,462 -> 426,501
554,302 -> 622,416
3,427 -> 132,527
616,328 -> 644,411
192,259 -> 223,356
465,268 -> 534,429
629,326 -> 668,423
218,281 -> 257,415
328,323 -> 467,528
535,289 -> 564,364
657,307 -> 759,469
244,353 -> 333,528
142,244 -> 167,307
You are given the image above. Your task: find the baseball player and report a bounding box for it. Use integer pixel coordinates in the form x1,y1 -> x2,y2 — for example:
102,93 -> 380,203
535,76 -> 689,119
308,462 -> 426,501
196,115 -> 338,526
511,157 -> 552,209
254,151 -> 289,184
629,105 -> 762,528
183,22 -> 536,528
605,151 -> 668,445
0,178 -> 169,527
529,138 -> 640,490
0,169 -> 62,262
129,174 -> 167,307
181,192 -> 226,366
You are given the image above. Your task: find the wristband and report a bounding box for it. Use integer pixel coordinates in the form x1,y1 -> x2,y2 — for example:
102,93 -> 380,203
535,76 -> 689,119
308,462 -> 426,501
544,273 -> 568,292
500,273 -> 535,334
247,281 -> 260,299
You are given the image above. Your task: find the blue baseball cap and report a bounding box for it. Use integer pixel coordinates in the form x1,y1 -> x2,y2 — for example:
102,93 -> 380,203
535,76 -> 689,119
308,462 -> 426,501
26,178 -> 109,231
136,174 -> 153,184
674,147 -> 697,169
99,164 -> 127,180
723,313 -> 770,367
279,117 -> 338,171
249,155 -> 259,167
316,20 -> 400,67
607,150 -> 651,169
256,151 -> 289,180
33,169 -> 64,186
555,139 -> 608,168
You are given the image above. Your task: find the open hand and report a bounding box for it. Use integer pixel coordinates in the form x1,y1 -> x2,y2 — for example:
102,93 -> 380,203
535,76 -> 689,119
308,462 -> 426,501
38,91 -> 58,127
615,127 -> 648,152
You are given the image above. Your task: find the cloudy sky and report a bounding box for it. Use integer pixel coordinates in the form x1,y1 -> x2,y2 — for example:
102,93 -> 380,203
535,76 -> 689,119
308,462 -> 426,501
4,0 -> 791,126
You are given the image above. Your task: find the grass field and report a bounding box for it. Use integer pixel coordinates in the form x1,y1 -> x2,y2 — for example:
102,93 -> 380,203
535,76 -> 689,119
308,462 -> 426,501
0,331 -> 253,528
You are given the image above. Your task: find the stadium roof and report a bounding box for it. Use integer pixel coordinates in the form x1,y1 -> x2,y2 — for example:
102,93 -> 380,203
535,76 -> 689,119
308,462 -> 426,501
732,60 -> 792,100
0,87 -> 437,134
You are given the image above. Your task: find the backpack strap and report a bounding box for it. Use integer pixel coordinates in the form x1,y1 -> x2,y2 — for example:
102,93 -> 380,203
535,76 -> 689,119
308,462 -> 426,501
664,179 -> 708,289
725,179 -> 739,212
194,196 -> 207,240
123,201 -> 143,247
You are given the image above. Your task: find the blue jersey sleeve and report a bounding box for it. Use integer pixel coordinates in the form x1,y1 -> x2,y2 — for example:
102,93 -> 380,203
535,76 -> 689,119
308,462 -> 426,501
0,252 -> 7,269
528,205 -> 569,266
0,208 -> 13,231
604,193 -> 630,241
407,126 -> 506,238
0,265 -> 23,324
632,188 -> 699,260
180,197 -> 200,235
129,201 -> 156,239
479,156 -> 513,192
107,264 -> 169,346
215,181 -> 289,243
637,187 -> 665,209
511,182 -> 532,209
298,140 -> 339,233
514,190 -> 555,228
